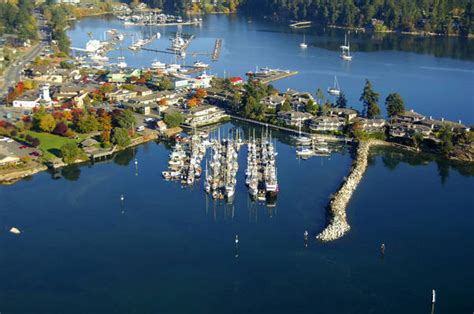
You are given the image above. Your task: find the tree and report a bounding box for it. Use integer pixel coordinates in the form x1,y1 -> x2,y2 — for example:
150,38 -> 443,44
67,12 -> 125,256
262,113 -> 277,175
187,97 -> 200,108
316,88 -> 325,105
360,79 -> 380,118
39,114 -> 56,132
158,77 -> 173,91
305,99 -> 317,114
195,88 -> 207,99
115,109 -> 136,130
112,127 -> 131,147
281,99 -> 291,112
53,121 -> 68,136
77,115 -> 99,133
60,142 -> 82,164
336,92 -> 348,109
163,112 -> 183,128
385,93 -> 405,117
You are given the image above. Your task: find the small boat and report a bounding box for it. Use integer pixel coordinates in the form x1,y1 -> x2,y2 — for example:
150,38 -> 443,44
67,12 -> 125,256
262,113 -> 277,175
193,61 -> 209,68
300,34 -> 308,49
151,60 -> 166,69
117,61 -> 127,69
296,146 -> 313,157
328,76 -> 341,96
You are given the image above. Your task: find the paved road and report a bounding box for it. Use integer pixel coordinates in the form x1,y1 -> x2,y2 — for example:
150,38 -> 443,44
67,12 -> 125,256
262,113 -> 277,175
0,12 -> 49,97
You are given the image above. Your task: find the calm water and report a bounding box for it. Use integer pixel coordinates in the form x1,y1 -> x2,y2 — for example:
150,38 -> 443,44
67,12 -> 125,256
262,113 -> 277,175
0,15 -> 473,313
68,15 -> 474,124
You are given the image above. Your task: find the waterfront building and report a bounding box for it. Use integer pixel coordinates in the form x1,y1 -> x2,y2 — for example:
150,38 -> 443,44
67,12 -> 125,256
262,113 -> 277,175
277,111 -> 313,127
183,105 -> 227,127
328,108 -> 358,121
354,118 -> 387,133
392,109 -> 426,123
420,117 -> 470,133
261,95 -> 286,110
309,116 -> 345,132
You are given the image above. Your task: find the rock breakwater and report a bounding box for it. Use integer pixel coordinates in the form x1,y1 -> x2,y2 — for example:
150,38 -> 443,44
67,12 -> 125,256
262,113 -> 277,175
317,140 -> 389,242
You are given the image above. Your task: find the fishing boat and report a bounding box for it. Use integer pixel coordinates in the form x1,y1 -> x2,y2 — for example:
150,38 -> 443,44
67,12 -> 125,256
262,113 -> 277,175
300,34 -> 308,49
328,76 -> 341,96
340,34 -> 353,61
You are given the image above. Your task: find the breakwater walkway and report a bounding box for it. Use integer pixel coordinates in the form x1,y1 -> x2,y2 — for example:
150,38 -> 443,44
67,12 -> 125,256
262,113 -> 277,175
316,140 -> 390,241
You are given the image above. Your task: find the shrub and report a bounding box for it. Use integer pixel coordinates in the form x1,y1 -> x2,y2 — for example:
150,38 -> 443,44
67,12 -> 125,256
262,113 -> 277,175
31,138 -> 40,147
60,142 -> 82,164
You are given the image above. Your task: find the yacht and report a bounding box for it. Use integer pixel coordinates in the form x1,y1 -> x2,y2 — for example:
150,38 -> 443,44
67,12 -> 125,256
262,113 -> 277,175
193,61 -> 209,68
151,60 -> 166,69
117,61 -> 127,69
328,76 -> 341,96
300,34 -> 308,49
296,146 -> 313,157
340,34 -> 353,61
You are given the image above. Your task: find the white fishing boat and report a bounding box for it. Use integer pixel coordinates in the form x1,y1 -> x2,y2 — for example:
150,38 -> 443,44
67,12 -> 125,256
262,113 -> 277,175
340,34 -> 353,61
300,34 -> 308,49
328,76 -> 341,96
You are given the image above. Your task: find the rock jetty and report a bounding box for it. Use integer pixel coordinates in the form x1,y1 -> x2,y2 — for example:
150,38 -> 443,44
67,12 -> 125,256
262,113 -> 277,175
317,140 -> 388,242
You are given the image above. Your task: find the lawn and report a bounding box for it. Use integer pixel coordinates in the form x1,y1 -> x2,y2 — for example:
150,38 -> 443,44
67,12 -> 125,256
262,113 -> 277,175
22,131 -> 88,160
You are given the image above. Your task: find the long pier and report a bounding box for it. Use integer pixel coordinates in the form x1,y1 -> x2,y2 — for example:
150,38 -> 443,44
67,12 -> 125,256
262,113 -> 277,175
260,71 -> 298,84
212,39 -> 222,62
142,48 -> 176,55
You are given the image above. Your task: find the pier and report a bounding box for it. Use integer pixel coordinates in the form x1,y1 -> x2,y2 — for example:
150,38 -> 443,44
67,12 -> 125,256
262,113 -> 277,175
212,39 -> 222,62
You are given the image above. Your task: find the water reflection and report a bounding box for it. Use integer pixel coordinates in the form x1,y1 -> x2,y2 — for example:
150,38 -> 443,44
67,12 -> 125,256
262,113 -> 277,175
113,148 -> 136,166
61,165 -> 81,181
373,146 -> 474,184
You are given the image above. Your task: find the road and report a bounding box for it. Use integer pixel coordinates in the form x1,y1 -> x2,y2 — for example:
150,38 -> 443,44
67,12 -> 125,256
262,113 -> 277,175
0,11 -> 49,97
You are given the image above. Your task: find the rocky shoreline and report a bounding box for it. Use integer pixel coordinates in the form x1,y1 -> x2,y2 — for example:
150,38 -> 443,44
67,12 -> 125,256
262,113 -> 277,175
317,140 -> 390,242
0,163 -> 48,185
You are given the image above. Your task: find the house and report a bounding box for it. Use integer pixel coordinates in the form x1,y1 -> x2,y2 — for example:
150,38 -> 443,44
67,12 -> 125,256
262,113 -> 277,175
328,108 -> 358,121
80,138 -> 99,148
261,95 -> 286,110
393,109 -> 425,123
389,122 -> 433,139
12,93 -> 40,108
420,117 -> 470,133
355,118 -> 387,133
228,76 -> 243,85
106,88 -> 138,102
309,116 -> 345,132
133,85 -> 153,96
183,105 -> 227,127
156,120 -> 167,133
277,111 -> 313,127
193,72 -> 213,89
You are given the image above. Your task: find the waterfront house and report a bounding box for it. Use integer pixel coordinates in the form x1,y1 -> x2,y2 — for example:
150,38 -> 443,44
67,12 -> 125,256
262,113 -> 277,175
355,118 -> 387,133
420,117 -> 470,133
228,77 -> 244,85
183,105 -> 227,127
80,138 -> 99,148
328,108 -> 358,121
261,95 -> 286,110
392,109 -> 426,123
309,116 -> 345,132
277,111 -> 313,127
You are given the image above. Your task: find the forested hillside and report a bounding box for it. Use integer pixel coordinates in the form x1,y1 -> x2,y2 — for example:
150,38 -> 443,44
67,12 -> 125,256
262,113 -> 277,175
128,0 -> 473,36
0,0 -> 38,41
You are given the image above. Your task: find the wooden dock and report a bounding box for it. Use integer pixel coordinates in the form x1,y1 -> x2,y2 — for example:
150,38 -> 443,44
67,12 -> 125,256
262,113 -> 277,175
212,39 -> 222,62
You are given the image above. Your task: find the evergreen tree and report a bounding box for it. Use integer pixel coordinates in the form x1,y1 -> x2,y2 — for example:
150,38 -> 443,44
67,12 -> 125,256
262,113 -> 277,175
336,92 -> 347,109
360,79 -> 380,118
385,93 -> 405,117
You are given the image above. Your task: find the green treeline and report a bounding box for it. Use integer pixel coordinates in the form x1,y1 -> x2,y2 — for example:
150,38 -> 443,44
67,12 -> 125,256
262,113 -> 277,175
240,0 -> 473,36
43,3 -> 72,55
0,0 -> 38,42
131,0 -> 473,36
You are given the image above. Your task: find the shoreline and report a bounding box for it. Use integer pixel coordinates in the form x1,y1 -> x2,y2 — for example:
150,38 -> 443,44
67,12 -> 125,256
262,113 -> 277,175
0,132 -> 158,185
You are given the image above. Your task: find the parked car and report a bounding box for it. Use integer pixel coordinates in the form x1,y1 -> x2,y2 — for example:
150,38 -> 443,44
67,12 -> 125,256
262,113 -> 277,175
29,152 -> 40,157
136,125 -> 145,132
19,145 -> 28,149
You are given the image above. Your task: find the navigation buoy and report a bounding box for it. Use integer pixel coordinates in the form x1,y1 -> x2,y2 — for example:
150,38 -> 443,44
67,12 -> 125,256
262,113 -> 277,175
235,235 -> 239,245
432,289 -> 436,304
9,227 -> 21,235
380,243 -> 385,255
120,194 -> 124,202
134,158 -> 138,165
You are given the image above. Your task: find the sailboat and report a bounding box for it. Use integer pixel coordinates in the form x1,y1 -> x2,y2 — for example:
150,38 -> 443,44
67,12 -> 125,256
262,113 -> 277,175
300,34 -> 308,49
340,34 -> 353,61
291,119 -> 312,145
328,76 -> 341,96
